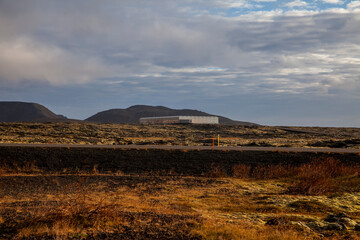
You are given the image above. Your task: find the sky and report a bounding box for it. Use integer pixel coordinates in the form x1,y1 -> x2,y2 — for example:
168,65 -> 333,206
0,0 -> 360,126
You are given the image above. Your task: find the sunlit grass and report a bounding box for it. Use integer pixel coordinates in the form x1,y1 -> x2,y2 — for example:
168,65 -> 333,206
2,171 -> 360,239
1,122 -> 360,148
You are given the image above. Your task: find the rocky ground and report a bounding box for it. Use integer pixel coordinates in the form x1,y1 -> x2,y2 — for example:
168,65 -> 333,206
1,123 -> 360,239
0,122 -> 360,149
1,172 -> 360,239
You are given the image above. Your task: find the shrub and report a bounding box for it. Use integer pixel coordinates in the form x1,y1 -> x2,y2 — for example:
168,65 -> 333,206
232,164 -> 251,178
232,157 -> 359,179
206,163 -> 228,178
287,157 -> 359,195
296,157 -> 357,179
231,157 -> 360,196
232,164 -> 296,180
287,176 -> 334,195
252,164 -> 295,180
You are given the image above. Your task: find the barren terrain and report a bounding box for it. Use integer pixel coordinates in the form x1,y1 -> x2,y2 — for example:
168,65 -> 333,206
2,158 -> 360,239
1,123 -> 360,239
1,122 -> 360,149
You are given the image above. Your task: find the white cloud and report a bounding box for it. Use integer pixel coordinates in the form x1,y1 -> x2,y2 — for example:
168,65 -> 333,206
1,0 -> 360,126
253,0 -> 276,2
0,37 -> 113,85
322,0 -> 343,4
285,0 -> 308,8
168,67 -> 227,73
0,0 -> 360,97
347,1 -> 360,9
212,0 -> 253,9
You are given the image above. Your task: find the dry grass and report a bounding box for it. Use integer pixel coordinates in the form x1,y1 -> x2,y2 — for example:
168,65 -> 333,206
193,220 -> 316,240
289,158 -> 360,195
3,178 -> 200,239
206,163 -> 228,178
1,122 -> 360,148
1,126 -> 360,240
232,164 -> 251,178
296,157 -> 359,179
232,157 -> 359,179
231,157 -> 360,196
0,160 -> 42,176
287,176 -> 334,196
2,170 -> 360,239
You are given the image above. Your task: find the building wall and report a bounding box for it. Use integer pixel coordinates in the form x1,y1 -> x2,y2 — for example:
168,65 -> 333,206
139,116 -> 180,124
179,116 -> 218,124
139,116 -> 219,124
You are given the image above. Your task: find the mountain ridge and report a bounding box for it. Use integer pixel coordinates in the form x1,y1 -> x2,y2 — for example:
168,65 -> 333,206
0,101 -> 66,122
86,105 -> 257,125
0,102 -> 257,125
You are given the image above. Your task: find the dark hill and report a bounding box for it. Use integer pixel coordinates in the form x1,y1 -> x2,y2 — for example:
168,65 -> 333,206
86,105 -> 257,125
0,101 -> 66,122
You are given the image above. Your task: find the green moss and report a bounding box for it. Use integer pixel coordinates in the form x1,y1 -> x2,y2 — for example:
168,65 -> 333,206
288,200 -> 339,214
334,176 -> 360,194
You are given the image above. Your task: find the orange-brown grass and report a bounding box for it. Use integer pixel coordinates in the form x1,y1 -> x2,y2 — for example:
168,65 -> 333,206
296,157 -> 358,178
206,163 -> 228,178
232,164 -> 251,178
2,122 -> 360,149
232,157 -> 360,195
2,173 -> 360,239
288,158 -> 360,195
9,181 -> 200,239
0,160 -> 42,175
126,137 -> 176,140
232,163 -> 297,180
193,220 -> 316,240
287,176 -> 334,195
252,164 -> 296,179
2,157 -> 360,239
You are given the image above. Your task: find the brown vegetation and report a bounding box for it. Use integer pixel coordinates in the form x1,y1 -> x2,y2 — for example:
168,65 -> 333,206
232,157 -> 360,195
0,173 -> 331,240
1,122 -> 360,148
1,155 -> 360,239
1,123 -> 360,239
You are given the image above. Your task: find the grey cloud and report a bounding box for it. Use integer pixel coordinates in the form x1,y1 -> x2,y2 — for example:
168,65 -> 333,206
1,0 -> 360,97
227,12 -> 358,53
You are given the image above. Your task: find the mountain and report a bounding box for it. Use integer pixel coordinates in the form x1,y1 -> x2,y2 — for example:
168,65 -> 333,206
86,105 -> 257,125
0,101 -> 67,122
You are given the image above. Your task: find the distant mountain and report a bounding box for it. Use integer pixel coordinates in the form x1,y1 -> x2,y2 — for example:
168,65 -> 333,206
0,101 -> 67,122
86,105 -> 257,125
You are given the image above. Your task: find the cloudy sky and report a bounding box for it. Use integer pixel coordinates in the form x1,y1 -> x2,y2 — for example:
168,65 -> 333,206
1,0 -> 360,126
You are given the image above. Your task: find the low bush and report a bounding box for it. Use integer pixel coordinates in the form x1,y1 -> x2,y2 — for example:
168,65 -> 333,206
296,157 -> 358,179
251,164 -> 295,179
231,157 -> 360,195
232,164 -> 251,178
288,158 -> 359,195
206,163 -> 228,178
286,176 -> 334,195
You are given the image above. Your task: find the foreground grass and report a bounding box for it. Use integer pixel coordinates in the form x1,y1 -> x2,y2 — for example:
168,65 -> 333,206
1,169 -> 360,239
1,157 -> 360,239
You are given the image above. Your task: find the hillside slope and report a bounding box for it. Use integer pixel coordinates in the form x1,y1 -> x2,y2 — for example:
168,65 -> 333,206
86,105 -> 256,125
0,101 -> 66,122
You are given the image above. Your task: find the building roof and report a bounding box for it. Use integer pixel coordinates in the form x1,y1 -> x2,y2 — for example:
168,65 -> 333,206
140,115 -> 218,119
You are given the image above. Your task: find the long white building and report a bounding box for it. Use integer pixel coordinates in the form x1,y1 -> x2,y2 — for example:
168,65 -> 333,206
139,116 -> 219,124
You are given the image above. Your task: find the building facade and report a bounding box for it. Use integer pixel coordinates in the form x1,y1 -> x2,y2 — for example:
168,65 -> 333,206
139,116 -> 219,124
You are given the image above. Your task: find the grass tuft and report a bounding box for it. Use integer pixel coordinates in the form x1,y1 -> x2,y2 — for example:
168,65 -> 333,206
232,164 -> 251,178
192,219 -> 313,240
206,163 -> 228,178
231,157 -> 360,195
